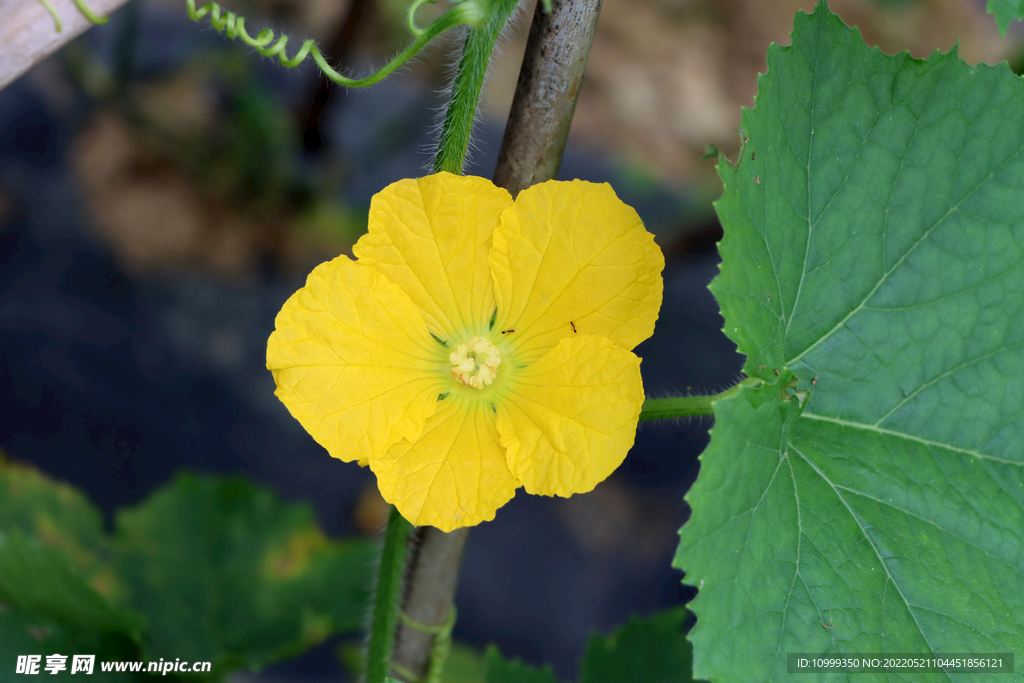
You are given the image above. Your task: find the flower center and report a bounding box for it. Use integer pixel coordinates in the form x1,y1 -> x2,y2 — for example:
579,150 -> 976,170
449,336 -> 501,389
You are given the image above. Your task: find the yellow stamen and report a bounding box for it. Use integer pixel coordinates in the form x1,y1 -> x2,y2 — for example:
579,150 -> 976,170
449,336 -> 501,389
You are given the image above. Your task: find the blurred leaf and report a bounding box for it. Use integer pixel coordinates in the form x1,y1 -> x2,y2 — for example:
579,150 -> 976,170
579,609 -> 698,683
869,0 -> 919,7
336,639 -> 364,679
0,458 -> 374,679
229,80 -> 295,204
443,643 -> 487,683
0,456 -> 103,549
114,473 -> 376,677
987,0 -> 1024,36
467,612 -> 700,683
0,530 -> 144,639
484,645 -> 559,683
0,456 -> 120,600
0,457 -> 150,678
340,640 -> 488,683
0,607 -> 144,682
296,197 -> 371,246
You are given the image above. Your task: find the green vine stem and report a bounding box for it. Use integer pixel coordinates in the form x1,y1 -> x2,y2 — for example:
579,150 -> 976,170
186,0 -> 486,86
639,377 -> 763,421
431,0 -> 520,175
366,507 -> 414,683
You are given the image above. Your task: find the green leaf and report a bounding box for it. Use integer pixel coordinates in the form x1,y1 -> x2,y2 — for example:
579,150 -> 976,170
0,531 -> 144,638
987,0 -> 1024,36
0,457 -> 153,679
442,643 -> 487,683
0,456 -> 124,604
113,473 -> 376,677
579,609 -> 699,683
677,3 -> 1024,681
484,645 -> 559,683
0,457 -> 143,640
0,607 -> 143,682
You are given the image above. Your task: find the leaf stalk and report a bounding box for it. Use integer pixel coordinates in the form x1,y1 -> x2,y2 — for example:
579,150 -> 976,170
639,377 -> 762,420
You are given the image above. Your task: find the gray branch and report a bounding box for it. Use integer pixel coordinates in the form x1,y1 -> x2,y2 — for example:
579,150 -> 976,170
493,0 -> 604,196
391,526 -> 469,679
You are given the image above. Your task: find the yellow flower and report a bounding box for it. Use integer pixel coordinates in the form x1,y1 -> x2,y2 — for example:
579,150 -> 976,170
267,172 -> 664,531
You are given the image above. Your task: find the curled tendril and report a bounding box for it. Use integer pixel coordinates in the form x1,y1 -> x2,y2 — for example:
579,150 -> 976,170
37,0 -> 108,32
187,0 -> 489,87
71,0 -> 108,24
42,0 -> 486,86
407,0 -> 438,36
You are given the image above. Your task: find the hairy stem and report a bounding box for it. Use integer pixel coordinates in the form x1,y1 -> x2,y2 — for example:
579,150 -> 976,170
431,0 -> 520,175
366,507 -> 413,683
639,378 -> 762,421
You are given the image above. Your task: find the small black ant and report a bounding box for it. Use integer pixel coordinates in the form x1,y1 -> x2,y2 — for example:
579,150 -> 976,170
501,329 -> 515,334
570,320 -> 577,333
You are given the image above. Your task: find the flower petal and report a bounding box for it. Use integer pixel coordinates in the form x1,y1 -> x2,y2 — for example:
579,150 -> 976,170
496,335 -> 644,497
267,256 -> 445,465
353,172 -> 512,340
489,180 -> 664,361
371,400 -> 519,531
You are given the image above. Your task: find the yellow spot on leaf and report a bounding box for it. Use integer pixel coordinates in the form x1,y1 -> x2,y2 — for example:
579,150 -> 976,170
263,529 -> 325,580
